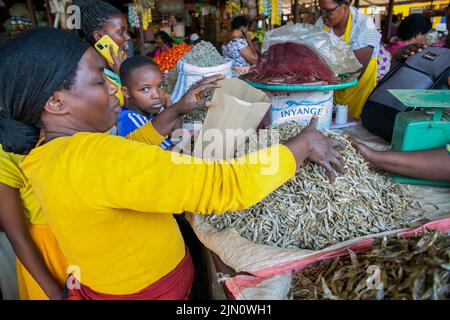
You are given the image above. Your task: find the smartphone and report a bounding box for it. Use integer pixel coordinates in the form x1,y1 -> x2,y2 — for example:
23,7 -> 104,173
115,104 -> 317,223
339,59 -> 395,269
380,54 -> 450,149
95,35 -> 120,66
104,68 -> 124,106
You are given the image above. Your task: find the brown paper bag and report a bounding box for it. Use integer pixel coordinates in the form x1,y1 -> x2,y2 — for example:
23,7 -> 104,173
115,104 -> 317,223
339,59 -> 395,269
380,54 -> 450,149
193,79 -> 271,160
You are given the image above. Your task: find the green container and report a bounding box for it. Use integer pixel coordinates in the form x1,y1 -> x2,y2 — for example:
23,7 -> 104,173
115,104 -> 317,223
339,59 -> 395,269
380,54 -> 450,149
174,38 -> 185,44
389,89 -> 450,187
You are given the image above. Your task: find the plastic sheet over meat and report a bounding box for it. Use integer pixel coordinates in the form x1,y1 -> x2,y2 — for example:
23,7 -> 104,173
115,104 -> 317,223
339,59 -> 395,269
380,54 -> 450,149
243,43 -> 337,84
261,24 -> 362,75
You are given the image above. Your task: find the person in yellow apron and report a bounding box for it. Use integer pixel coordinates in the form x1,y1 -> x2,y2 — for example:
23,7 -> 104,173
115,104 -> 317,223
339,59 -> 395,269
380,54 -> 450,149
316,0 -> 381,118
0,144 -> 68,300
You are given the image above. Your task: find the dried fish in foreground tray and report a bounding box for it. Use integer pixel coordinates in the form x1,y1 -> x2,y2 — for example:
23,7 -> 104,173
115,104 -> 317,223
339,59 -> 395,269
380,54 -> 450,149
289,232 -> 450,300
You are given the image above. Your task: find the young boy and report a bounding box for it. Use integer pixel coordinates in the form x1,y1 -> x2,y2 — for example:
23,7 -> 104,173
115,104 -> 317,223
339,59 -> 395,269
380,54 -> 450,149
117,56 -> 178,149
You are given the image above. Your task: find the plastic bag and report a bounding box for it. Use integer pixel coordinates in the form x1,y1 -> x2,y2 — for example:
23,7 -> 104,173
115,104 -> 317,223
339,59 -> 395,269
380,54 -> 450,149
170,60 -> 233,103
262,23 -> 362,75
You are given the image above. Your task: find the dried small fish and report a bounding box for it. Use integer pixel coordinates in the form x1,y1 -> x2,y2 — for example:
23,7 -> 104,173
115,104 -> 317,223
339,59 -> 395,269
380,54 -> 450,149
181,41 -> 228,68
162,67 -> 179,94
289,232 -> 450,300
204,121 -> 426,250
182,108 -> 207,123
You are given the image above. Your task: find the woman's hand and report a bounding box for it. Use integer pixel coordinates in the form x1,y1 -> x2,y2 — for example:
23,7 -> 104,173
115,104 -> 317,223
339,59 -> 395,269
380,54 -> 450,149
151,75 -> 224,137
349,138 -> 379,165
350,138 -> 385,170
285,117 -> 345,183
173,75 -> 225,115
108,46 -> 128,75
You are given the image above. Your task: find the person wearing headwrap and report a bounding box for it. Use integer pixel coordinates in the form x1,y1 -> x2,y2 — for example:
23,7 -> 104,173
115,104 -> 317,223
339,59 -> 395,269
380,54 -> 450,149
0,27 -> 90,300
0,27 -> 344,300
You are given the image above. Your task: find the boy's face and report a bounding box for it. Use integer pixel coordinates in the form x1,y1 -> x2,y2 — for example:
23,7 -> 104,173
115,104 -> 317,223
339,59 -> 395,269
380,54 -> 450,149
122,65 -> 165,115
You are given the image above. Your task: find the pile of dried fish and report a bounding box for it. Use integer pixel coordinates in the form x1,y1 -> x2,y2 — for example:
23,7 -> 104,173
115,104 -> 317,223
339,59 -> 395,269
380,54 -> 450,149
289,232 -> 450,300
162,67 -> 179,94
182,108 -> 207,123
204,122 -> 425,250
181,41 -> 228,67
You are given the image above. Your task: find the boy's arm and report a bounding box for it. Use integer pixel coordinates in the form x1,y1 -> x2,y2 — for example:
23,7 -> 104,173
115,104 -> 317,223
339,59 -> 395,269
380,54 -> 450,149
0,183 -> 64,299
126,120 -> 167,146
352,140 -> 450,181
126,75 -> 223,145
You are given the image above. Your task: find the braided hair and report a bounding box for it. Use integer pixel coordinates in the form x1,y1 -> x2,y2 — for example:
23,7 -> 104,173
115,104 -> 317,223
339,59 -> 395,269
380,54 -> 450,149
73,0 -> 122,44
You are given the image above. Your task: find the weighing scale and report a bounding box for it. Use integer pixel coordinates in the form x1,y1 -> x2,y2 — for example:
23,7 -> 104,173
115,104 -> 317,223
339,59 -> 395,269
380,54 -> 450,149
389,89 -> 450,187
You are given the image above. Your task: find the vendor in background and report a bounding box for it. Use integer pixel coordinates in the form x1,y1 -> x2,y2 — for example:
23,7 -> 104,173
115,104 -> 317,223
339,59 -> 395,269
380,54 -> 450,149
385,14 -> 432,56
189,33 -> 201,46
391,4 -> 449,65
222,16 -> 259,68
154,31 -> 174,57
315,0 -> 381,119
73,0 -> 131,74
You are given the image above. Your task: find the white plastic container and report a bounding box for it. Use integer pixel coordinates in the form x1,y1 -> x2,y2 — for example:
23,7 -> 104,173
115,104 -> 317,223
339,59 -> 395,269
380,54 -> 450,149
160,26 -> 171,35
173,23 -> 185,38
171,60 -> 233,103
267,90 -> 334,129
335,104 -> 348,125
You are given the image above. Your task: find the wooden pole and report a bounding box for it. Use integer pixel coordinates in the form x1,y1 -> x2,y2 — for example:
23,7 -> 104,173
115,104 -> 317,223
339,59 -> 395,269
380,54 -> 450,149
44,0 -> 53,26
26,0 -> 38,28
294,0 -> 301,23
216,1 -> 221,45
138,14 -> 145,55
354,0 -> 360,9
383,0 -> 395,43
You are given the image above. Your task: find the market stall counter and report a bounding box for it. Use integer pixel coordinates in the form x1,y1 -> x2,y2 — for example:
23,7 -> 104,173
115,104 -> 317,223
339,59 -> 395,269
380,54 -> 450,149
199,122 -> 450,300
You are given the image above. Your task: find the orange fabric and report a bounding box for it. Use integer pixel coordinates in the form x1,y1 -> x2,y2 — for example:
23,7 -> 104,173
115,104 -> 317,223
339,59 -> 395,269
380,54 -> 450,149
16,224 -> 68,300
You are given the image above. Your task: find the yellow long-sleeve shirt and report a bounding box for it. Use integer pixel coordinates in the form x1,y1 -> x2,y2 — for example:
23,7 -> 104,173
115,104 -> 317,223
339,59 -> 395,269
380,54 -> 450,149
20,132 -> 296,295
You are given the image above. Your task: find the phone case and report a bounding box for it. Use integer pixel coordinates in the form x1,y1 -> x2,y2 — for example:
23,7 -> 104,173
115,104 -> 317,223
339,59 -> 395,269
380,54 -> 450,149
104,68 -> 124,106
95,35 -> 120,65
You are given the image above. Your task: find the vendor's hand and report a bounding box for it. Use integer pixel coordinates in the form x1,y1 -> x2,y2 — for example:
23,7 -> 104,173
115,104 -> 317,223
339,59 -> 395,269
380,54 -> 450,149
286,117 -> 345,183
108,46 -> 128,75
349,138 -> 379,165
173,74 -> 225,115
394,43 -> 426,61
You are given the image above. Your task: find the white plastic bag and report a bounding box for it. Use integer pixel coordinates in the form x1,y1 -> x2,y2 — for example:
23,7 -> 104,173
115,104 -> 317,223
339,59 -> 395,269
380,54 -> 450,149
171,60 -> 233,103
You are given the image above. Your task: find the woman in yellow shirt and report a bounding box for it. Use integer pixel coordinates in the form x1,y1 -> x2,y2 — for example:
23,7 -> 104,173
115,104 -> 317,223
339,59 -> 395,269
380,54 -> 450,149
0,28 -> 344,299
0,145 -> 67,300
316,0 -> 382,118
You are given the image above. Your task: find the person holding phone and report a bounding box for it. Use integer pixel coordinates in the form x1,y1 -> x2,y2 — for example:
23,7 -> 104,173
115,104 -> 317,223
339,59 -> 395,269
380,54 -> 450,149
73,0 -> 131,74
222,16 -> 259,68
0,28 -> 344,300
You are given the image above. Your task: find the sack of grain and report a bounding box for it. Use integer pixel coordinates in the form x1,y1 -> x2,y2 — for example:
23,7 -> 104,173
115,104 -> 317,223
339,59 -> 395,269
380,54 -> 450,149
171,41 -> 233,103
